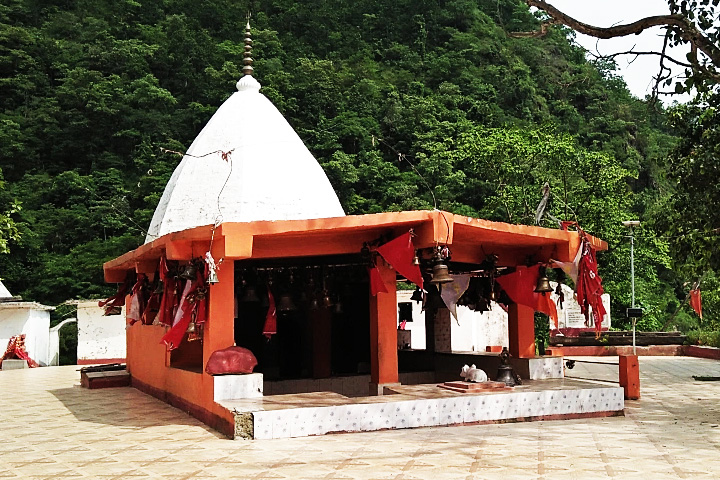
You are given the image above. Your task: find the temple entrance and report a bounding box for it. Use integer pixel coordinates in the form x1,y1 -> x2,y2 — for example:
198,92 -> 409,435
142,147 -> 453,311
233,257 -> 371,389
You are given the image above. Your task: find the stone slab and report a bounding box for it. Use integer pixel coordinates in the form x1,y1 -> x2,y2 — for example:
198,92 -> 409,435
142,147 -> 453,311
1,359 -> 28,370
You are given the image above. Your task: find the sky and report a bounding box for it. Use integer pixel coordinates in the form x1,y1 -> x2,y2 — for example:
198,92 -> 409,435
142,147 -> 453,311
545,0 -> 692,103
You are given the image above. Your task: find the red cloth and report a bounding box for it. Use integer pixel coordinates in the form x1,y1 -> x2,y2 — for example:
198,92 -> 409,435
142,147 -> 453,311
575,238 -> 607,335
496,265 -> 558,327
160,269 -> 207,350
376,232 -> 423,288
690,289 -> 703,320
263,287 -> 277,339
126,273 -> 148,325
155,257 -> 179,326
98,273 -> 133,315
2,334 -> 38,368
205,347 -> 258,375
369,265 -> 389,295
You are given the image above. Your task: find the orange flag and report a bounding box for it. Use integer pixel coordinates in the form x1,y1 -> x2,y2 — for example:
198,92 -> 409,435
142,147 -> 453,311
690,289 -> 703,320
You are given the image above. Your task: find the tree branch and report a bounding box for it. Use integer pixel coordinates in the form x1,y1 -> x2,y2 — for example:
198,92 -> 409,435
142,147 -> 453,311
511,0 -> 720,70
587,49 -> 693,69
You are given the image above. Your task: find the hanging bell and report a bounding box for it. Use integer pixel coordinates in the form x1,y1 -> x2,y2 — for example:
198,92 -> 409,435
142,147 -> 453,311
186,321 -> 197,334
240,285 -> 260,303
410,287 -> 424,303
429,250 -> 454,285
534,267 -> 553,294
309,297 -> 319,310
207,268 -> 219,284
322,291 -> 333,308
429,262 -> 454,285
277,293 -> 297,312
179,263 -> 197,280
412,251 -> 421,266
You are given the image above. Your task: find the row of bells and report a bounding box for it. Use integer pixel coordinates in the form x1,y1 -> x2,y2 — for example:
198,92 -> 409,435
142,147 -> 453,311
425,252 -> 554,295
238,285 -> 338,313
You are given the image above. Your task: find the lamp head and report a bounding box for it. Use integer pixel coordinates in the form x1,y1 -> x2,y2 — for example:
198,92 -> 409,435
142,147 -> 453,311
622,220 -> 640,228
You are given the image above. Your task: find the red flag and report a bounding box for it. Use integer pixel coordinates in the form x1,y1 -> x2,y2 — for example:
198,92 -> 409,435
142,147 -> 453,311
690,289 -> 703,320
575,238 -> 606,335
263,287 -> 277,339
496,265 -> 558,327
376,232 -> 423,288
369,265 -> 389,295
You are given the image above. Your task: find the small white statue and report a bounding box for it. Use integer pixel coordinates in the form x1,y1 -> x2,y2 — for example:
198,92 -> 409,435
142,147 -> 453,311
460,364 -> 488,383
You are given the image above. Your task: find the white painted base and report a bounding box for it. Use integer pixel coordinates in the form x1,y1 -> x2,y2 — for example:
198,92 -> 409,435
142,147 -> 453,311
510,356 -> 564,380
1,359 -> 29,370
248,385 -> 624,440
214,373 -> 263,401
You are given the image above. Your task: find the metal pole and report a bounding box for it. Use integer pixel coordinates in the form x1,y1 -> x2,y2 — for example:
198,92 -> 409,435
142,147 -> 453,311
630,227 -> 636,354
630,229 -> 635,308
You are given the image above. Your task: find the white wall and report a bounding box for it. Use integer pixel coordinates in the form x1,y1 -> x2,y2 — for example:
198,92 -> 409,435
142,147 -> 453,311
76,301 -> 126,362
397,291 -> 426,350
397,291 -> 508,352
450,304 -> 508,352
552,283 -> 612,330
397,283 -> 611,353
0,305 -> 51,366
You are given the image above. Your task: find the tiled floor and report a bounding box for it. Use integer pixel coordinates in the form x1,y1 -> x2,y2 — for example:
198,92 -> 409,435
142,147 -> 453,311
3,356 -> 720,479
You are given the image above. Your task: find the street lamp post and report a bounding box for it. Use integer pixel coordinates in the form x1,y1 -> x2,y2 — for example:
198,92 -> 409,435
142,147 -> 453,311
622,220 -> 641,354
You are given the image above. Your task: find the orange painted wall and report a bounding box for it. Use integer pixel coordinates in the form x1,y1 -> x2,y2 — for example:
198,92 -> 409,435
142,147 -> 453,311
125,294 -> 235,434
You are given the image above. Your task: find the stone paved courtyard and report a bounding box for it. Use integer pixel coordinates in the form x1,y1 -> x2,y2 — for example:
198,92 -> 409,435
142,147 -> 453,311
2,356 -> 720,479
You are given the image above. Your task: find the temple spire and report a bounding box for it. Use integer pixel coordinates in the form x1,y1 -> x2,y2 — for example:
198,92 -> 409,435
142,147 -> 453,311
242,21 -> 254,77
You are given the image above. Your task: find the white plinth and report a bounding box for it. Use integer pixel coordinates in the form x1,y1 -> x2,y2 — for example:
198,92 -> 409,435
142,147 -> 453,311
214,373 -> 264,401
1,359 -> 28,370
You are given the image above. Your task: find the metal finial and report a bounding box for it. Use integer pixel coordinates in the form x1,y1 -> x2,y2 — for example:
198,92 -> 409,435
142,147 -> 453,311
242,21 -> 254,77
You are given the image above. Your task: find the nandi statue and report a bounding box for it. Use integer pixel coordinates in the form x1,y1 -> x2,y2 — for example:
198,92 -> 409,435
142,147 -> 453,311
460,364 -> 488,383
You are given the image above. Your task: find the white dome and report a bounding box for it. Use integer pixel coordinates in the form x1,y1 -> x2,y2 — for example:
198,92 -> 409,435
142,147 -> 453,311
145,75 -> 345,243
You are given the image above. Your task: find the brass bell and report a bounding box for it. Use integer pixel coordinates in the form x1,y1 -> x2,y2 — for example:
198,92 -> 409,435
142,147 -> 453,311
534,267 -> 553,294
410,287 -> 424,303
322,291 -> 333,308
186,321 -> 196,334
309,297 -> 319,310
429,250 -> 453,285
412,251 -> 421,266
495,347 -> 521,386
429,262 -> 454,285
240,285 -> 260,302
179,263 -> 197,280
277,293 -> 297,312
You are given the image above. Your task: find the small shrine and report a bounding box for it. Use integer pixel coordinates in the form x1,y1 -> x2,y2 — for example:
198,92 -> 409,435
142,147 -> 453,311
103,24 -> 622,439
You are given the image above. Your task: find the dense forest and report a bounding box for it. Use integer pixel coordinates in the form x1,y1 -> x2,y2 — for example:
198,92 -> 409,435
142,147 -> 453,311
1,0 -> 717,353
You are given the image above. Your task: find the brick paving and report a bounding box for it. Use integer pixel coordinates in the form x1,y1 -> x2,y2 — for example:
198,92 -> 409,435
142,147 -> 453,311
2,356 -> 720,479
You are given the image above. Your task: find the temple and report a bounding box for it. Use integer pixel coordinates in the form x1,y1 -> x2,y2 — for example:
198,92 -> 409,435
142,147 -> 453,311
104,24 -> 622,439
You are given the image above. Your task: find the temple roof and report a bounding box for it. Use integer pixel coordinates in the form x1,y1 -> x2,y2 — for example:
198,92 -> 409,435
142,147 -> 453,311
145,25 -> 344,243
106,210 -> 607,282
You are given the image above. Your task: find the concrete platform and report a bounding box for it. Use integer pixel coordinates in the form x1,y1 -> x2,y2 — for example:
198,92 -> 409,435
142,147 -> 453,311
221,378 -> 624,439
4,358 -> 720,478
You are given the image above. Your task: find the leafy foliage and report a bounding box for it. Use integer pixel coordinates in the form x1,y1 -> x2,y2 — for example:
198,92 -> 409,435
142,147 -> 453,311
0,0 -> 687,337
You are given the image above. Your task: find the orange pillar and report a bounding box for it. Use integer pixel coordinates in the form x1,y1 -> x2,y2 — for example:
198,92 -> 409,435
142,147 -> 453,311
619,354 -> 640,399
203,258 -> 235,371
508,303 -> 535,359
369,261 -> 399,395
